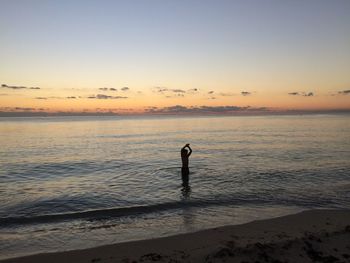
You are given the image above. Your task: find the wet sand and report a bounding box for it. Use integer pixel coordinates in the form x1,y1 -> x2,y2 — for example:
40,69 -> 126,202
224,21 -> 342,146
2,209 -> 350,263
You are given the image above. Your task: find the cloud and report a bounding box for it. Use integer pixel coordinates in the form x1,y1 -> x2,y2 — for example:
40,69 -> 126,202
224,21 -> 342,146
288,92 -> 314,97
33,96 -> 80,100
171,89 -> 184,93
153,87 -> 187,94
99,87 -> 118,91
198,106 -> 245,112
166,94 -> 184,98
303,92 -> 313,97
187,88 -> 199,94
34,96 -> 68,100
205,90 -> 237,99
14,107 -> 36,111
144,105 -> 267,114
241,91 -> 251,96
338,90 -> 350,95
153,86 -> 189,98
88,94 -> 128,99
121,87 -> 129,91
145,105 -> 185,113
153,87 -> 168,93
0,107 -> 121,117
1,84 -> 40,90
2,84 -> 26,90
146,106 -> 158,110
218,92 -> 235,97
172,89 -> 186,93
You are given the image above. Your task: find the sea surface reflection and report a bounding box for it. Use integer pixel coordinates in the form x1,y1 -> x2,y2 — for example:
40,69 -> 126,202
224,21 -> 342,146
0,114 -> 349,259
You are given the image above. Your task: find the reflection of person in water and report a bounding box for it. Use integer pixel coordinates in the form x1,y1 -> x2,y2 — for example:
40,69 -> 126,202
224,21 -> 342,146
181,144 -> 192,186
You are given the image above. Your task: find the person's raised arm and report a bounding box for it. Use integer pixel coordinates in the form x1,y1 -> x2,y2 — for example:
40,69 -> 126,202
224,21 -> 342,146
187,145 -> 192,157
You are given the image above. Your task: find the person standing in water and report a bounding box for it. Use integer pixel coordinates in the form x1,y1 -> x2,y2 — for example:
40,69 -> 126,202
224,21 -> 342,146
181,144 -> 192,186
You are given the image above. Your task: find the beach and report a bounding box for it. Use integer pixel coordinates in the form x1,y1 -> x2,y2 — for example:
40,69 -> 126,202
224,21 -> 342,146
2,209 -> 350,263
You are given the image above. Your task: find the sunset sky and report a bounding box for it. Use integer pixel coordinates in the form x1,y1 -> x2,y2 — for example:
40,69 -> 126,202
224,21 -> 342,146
1,0 -> 349,115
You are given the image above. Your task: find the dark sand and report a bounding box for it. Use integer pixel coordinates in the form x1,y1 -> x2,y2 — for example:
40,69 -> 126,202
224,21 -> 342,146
2,209 -> 350,263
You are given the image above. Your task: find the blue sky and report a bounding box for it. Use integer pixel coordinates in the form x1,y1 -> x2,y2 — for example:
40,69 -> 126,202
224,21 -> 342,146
1,0 -> 349,114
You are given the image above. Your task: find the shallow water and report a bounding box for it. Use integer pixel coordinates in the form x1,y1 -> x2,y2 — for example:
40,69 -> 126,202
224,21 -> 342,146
0,114 -> 349,259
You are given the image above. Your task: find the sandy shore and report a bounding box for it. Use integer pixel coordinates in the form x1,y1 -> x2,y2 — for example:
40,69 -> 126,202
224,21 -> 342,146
2,209 -> 350,263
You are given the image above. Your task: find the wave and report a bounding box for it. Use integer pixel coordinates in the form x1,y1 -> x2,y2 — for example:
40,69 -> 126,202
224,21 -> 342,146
0,200 -> 196,227
0,193 -> 342,228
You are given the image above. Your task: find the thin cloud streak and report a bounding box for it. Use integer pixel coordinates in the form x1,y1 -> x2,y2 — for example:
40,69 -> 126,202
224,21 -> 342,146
172,89 -> 186,93
152,86 -> 190,98
88,94 -> 128,99
218,92 -> 236,97
338,90 -> 350,95
145,105 -> 268,114
288,92 -> 314,97
99,87 -> 119,91
153,87 -> 187,94
187,88 -> 198,93
304,92 -> 314,97
1,84 -> 40,90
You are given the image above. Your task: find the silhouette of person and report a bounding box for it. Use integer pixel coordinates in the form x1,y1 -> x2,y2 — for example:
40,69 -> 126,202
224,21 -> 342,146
181,144 -> 192,186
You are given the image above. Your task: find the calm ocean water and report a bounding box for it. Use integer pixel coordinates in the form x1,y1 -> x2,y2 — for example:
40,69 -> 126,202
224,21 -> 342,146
0,114 -> 349,259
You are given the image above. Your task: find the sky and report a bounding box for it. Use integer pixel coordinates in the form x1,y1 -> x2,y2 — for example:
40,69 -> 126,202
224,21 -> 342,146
1,0 -> 349,115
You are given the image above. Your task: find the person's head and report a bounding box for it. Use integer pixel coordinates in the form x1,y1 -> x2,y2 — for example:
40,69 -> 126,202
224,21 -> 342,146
181,148 -> 188,157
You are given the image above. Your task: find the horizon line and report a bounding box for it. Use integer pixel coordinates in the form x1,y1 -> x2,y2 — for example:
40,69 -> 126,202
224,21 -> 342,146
0,108 -> 350,117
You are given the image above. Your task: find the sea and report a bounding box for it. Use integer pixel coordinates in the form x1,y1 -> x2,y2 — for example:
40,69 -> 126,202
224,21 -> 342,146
0,114 -> 349,260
